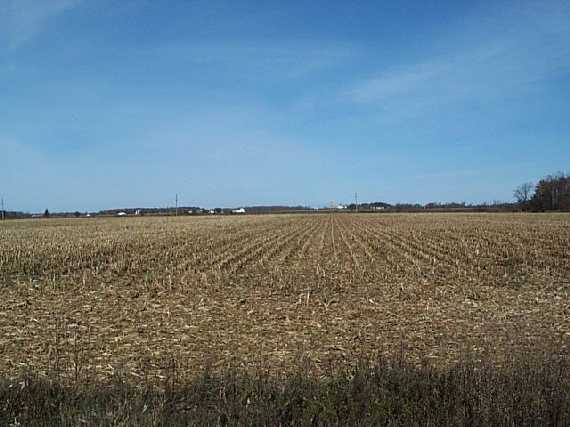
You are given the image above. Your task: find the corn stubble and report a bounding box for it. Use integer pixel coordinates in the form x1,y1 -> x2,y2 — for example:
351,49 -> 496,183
0,213 -> 569,424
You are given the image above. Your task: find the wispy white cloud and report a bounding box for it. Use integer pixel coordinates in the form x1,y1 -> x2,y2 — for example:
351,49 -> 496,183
0,0 -> 82,48
347,39 -> 570,106
346,60 -> 449,103
343,1 -> 570,122
142,41 -> 355,79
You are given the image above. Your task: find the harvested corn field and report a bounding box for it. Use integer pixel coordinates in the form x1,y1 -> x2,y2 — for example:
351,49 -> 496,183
0,213 -> 569,381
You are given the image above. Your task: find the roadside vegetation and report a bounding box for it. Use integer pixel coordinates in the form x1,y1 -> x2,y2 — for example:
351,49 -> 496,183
2,354 -> 568,426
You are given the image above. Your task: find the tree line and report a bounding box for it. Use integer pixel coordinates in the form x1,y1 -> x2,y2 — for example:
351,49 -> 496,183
515,172 -> 570,211
2,172 -> 569,220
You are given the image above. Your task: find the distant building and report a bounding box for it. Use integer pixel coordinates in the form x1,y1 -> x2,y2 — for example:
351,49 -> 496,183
232,208 -> 246,214
117,212 -> 127,217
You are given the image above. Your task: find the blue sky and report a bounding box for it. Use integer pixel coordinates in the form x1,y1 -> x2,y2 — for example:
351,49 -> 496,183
1,0 -> 569,212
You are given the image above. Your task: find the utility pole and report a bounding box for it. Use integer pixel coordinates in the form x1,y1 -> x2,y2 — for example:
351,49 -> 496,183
1,196 -> 4,221
175,193 -> 178,217
355,192 -> 358,213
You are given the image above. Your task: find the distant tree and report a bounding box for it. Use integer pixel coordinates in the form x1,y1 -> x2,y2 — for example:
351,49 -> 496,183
74,211 -> 81,218
514,182 -> 534,209
43,209 -> 50,218
531,172 -> 570,211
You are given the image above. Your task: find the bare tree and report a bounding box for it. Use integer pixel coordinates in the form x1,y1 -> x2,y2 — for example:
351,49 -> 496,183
514,182 -> 533,207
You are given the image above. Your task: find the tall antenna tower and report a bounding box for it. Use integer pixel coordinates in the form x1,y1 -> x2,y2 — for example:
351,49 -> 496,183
175,193 -> 179,217
355,192 -> 358,213
1,196 -> 4,221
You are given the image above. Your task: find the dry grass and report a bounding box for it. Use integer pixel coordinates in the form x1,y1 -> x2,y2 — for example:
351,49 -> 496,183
0,213 -> 569,383
2,355 -> 568,426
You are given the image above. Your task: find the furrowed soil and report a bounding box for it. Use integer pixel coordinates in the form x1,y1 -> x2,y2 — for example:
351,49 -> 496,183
0,213 -> 569,382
